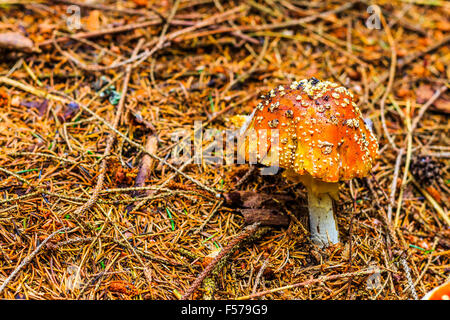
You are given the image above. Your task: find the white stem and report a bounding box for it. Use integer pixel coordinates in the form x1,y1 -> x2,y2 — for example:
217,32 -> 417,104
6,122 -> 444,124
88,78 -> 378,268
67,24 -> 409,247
307,192 -> 339,247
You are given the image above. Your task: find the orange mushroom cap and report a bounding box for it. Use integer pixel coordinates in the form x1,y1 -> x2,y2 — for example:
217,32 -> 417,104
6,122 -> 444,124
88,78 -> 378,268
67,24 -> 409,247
239,78 -> 379,183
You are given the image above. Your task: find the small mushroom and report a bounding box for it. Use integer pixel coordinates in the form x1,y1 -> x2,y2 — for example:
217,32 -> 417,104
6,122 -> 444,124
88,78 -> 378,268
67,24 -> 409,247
238,78 -> 379,247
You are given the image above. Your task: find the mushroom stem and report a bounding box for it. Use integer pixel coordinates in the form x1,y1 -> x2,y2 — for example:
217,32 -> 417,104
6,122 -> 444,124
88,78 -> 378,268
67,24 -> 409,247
307,191 -> 339,247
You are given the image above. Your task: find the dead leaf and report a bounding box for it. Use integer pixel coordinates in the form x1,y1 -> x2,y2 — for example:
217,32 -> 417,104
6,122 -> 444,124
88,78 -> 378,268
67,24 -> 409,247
396,87 -> 411,98
411,64 -> 427,77
432,98 -> 450,114
134,134 -> 158,190
21,99 -> 48,117
132,0 -> 148,6
39,22 -> 54,34
227,114 -> 249,128
202,248 -> 221,267
254,264 -> 275,279
416,84 -> 450,114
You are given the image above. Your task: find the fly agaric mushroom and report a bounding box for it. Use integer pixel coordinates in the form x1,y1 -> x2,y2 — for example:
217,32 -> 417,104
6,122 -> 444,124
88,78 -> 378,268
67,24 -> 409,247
422,281 -> 450,300
238,78 -> 378,247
